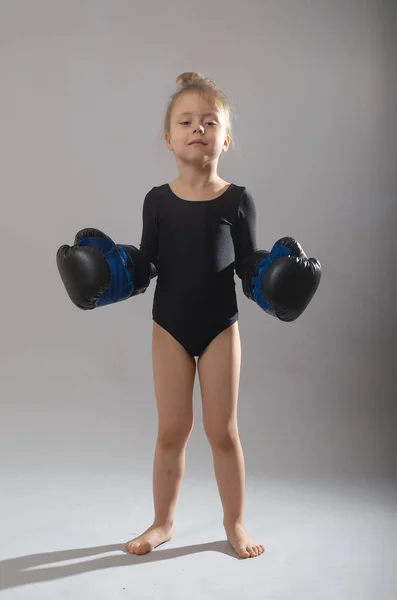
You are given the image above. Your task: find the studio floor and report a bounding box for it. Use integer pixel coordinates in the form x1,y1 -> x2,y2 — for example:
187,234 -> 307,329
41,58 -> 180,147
1,473 -> 396,599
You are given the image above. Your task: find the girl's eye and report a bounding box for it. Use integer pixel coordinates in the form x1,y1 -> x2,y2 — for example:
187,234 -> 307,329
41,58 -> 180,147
180,121 -> 218,126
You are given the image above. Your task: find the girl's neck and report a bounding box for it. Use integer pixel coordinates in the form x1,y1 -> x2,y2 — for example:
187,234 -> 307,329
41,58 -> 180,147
172,174 -> 226,192
169,177 -> 230,201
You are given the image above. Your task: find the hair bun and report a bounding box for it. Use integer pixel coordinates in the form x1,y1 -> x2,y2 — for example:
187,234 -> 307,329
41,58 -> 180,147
175,72 -> 205,88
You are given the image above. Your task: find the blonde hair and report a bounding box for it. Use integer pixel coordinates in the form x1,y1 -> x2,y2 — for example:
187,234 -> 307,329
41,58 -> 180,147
163,72 -> 234,142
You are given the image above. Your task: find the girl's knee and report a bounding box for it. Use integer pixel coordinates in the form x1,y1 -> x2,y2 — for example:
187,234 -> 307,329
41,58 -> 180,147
158,422 -> 193,449
204,425 -> 238,450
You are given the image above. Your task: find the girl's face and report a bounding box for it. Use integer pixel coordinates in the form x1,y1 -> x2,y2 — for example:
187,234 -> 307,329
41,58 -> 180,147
165,91 -> 230,165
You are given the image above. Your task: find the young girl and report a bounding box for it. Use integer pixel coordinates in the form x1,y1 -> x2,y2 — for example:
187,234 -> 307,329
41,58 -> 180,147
125,72 -> 265,559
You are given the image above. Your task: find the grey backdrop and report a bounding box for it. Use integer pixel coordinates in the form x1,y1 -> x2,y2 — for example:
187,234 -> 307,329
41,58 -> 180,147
2,0 -> 396,489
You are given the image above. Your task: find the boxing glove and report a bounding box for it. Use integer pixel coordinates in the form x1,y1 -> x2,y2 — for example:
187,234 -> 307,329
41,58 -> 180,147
56,228 -> 157,310
240,237 -> 321,322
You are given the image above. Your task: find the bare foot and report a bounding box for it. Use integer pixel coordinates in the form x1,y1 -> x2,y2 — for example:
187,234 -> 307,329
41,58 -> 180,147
224,521 -> 265,559
125,523 -> 173,555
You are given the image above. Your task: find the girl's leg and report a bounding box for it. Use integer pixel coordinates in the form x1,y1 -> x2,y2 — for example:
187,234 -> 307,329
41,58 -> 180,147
125,321 -> 196,555
197,321 -> 264,558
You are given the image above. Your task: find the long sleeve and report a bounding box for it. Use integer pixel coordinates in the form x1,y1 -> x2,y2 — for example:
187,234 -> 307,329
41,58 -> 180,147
233,188 -> 258,279
139,189 -> 159,274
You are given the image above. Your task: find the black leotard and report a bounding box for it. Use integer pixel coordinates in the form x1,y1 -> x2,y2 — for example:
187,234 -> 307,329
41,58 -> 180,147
139,183 -> 257,358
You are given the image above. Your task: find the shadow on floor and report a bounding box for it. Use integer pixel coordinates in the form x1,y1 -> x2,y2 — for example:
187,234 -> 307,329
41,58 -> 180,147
0,540 -> 239,589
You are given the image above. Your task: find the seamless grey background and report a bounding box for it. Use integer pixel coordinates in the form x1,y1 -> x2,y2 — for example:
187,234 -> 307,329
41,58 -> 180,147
2,0 -> 395,482
1,1 -> 396,597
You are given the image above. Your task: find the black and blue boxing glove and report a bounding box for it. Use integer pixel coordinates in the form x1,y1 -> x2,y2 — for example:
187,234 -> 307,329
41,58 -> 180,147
56,228 -> 157,310
240,237 -> 321,322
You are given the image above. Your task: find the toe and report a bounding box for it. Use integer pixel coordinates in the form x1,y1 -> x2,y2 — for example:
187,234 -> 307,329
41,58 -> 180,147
239,547 -> 250,558
136,542 -> 150,554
